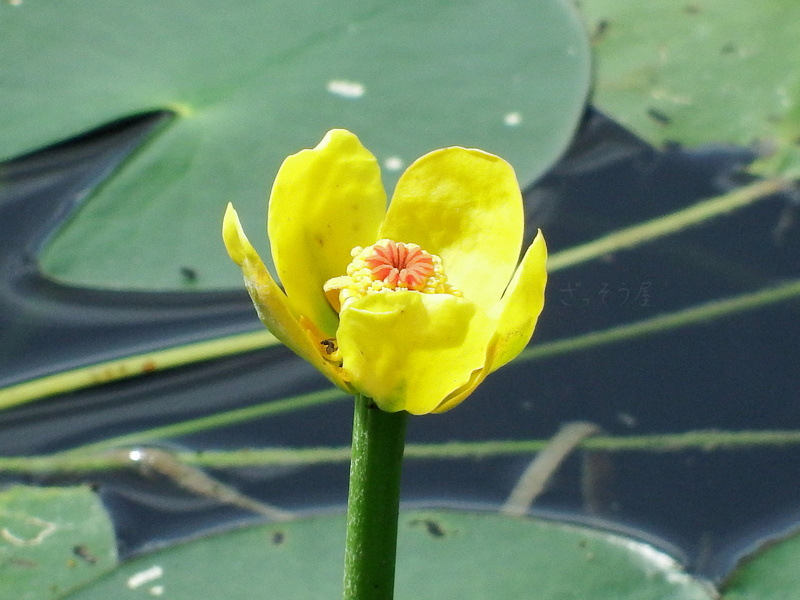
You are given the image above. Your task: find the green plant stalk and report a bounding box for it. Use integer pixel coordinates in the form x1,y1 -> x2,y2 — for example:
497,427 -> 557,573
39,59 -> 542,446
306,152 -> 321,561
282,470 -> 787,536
547,177 -> 788,272
520,276 -> 800,363
5,428 -> 800,475
0,330 -> 278,410
343,394 -> 408,600
67,387 -> 347,455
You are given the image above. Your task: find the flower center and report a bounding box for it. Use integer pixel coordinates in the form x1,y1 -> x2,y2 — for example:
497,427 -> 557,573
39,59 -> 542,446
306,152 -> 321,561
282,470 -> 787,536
323,239 -> 460,312
363,240 -> 434,291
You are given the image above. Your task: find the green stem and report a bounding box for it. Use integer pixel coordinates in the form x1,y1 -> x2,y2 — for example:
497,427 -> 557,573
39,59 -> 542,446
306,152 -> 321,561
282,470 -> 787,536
66,387 -> 346,455
343,394 -> 408,600
548,177 -> 788,272
0,330 -> 278,410
7,428 -> 800,475
519,277 -> 800,363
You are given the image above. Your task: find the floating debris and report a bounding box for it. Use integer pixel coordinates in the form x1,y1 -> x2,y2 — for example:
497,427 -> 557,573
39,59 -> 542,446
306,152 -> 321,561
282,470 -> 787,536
383,156 -> 404,171
326,79 -> 365,99
127,565 -> 163,590
503,111 -> 522,127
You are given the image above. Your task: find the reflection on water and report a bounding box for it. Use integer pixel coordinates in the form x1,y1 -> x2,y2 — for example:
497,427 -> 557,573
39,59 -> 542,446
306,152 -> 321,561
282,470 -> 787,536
1,108 -> 799,579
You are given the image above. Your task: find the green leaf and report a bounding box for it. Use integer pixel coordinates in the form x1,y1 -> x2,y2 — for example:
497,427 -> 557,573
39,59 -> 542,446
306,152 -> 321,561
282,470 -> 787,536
0,485 -> 117,600
64,509 -> 715,599
720,529 -> 800,599
0,0 -> 590,291
578,0 -> 800,176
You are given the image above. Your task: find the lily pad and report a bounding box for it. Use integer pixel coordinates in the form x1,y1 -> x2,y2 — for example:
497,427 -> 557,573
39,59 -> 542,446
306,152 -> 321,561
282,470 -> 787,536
64,509 -> 715,599
578,0 -> 800,176
0,485 -> 117,600
720,529 -> 800,599
0,0 -> 590,291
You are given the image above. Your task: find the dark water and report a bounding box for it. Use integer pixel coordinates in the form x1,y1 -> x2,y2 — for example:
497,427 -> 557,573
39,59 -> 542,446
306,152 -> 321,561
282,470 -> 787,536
1,109 -> 799,580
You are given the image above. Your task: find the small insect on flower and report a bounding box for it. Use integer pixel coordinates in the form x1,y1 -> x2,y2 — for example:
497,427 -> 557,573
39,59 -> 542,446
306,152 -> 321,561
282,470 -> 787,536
320,339 -> 338,356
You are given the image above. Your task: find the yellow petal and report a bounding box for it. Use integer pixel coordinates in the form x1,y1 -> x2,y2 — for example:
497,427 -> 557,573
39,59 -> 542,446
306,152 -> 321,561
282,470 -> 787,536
268,129 -> 386,337
223,203 -> 352,391
488,230 -> 547,372
336,292 -> 494,415
429,355 -> 492,414
380,147 -> 524,312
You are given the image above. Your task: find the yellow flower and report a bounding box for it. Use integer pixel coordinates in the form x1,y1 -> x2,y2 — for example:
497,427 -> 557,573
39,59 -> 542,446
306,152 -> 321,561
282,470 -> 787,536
223,129 -> 547,415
